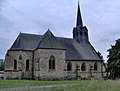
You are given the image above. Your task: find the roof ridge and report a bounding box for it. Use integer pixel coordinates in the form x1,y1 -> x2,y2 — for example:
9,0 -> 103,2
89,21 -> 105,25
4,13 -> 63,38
37,30 -> 64,49
20,32 -> 42,36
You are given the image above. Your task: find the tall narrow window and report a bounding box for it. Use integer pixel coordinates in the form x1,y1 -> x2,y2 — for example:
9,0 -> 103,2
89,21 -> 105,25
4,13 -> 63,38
94,63 -> 98,71
80,31 -> 82,36
19,55 -> 22,60
49,56 -> 55,70
38,58 -> 40,70
67,62 -> 72,71
77,31 -> 79,36
14,60 -> 17,70
73,32 -> 75,38
81,62 -> 86,71
26,59 -> 29,71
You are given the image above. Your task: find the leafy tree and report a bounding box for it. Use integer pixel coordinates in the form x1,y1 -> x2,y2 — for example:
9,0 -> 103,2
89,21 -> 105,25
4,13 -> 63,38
107,39 -> 120,78
0,60 -> 4,71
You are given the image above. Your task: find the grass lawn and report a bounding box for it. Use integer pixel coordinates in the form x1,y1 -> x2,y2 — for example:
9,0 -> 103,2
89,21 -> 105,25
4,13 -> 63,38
0,80 -> 120,91
0,80 -> 79,87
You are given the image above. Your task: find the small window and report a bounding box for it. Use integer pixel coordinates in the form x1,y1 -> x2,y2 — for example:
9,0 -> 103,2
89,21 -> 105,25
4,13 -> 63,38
81,62 -> 86,71
76,31 -> 79,36
94,63 -> 98,71
19,55 -> 22,60
49,56 -> 55,69
26,59 -> 29,71
38,58 -> 40,70
80,31 -> 82,36
84,32 -> 87,36
67,62 -> 72,71
73,32 -> 75,38
14,60 -> 17,70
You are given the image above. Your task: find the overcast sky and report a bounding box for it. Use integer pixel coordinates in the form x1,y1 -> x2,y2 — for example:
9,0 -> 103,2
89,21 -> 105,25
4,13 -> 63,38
0,0 -> 120,61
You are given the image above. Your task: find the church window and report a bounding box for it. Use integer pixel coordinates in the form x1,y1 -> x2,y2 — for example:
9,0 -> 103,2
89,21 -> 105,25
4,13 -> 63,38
84,32 -> 87,36
19,55 -> 22,60
14,60 -> 17,70
67,62 -> 72,71
77,31 -> 79,36
80,31 -> 83,36
73,32 -> 75,38
94,63 -> 98,71
26,59 -> 29,71
81,62 -> 86,71
49,55 -> 55,70
38,58 -> 40,70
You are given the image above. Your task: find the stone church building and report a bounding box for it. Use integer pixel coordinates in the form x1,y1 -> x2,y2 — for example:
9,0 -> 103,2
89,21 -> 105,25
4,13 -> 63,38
4,3 -> 103,80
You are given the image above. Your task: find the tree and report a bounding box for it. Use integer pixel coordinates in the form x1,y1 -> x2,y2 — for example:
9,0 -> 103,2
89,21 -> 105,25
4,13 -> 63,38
0,60 -> 4,71
107,39 -> 120,78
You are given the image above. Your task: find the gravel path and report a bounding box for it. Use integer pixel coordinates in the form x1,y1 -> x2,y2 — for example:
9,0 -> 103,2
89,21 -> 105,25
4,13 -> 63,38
0,84 -> 77,91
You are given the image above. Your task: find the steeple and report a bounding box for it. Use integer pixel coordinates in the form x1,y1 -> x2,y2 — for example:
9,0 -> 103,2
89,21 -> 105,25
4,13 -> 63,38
73,2 -> 89,45
76,2 -> 83,27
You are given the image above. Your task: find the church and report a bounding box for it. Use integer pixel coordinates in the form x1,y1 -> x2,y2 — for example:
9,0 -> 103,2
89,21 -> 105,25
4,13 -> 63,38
4,3 -> 103,80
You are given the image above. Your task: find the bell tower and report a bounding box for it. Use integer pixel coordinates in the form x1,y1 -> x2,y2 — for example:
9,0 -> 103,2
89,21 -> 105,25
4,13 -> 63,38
73,2 -> 89,45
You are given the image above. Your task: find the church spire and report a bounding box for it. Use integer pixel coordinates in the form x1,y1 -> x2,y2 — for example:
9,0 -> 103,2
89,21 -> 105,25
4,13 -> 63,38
73,1 -> 89,44
76,2 -> 83,27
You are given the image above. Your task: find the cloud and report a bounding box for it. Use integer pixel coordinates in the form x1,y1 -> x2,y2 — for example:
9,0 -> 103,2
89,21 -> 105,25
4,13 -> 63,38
0,0 -> 120,61
0,14 -> 14,28
0,0 -> 6,11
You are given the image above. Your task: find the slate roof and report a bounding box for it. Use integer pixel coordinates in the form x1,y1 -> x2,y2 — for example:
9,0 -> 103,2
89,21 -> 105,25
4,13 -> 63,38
37,30 -> 64,49
9,30 -> 102,61
10,33 -> 41,50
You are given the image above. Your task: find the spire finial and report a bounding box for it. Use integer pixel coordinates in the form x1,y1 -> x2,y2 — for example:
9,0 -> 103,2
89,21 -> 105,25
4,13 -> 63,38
76,1 -> 83,27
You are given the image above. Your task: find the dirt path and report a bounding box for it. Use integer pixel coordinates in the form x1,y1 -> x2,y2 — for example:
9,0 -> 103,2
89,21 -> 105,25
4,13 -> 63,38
0,84 -> 77,91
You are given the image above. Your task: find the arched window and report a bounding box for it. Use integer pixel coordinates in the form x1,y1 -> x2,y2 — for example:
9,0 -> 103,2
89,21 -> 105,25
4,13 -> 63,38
81,62 -> 86,71
73,32 -> 75,38
76,31 -> 79,36
67,62 -> 72,71
94,63 -> 98,71
49,56 -> 55,69
26,59 -> 29,71
19,55 -> 22,60
80,31 -> 82,36
84,31 -> 87,36
14,60 -> 17,70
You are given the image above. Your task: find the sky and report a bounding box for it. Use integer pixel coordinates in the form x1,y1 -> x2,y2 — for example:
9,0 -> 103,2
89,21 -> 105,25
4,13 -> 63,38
0,0 -> 120,61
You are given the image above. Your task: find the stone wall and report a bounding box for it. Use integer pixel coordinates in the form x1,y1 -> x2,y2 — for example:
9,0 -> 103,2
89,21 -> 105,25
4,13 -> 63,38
66,61 -> 103,79
4,50 -> 103,80
4,70 -> 22,79
34,49 -> 67,80
0,71 -> 4,78
4,50 -> 33,79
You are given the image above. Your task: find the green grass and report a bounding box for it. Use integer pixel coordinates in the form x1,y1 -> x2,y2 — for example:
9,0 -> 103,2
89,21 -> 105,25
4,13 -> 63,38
0,80 -> 120,91
0,80 -> 79,87
33,80 -> 120,91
